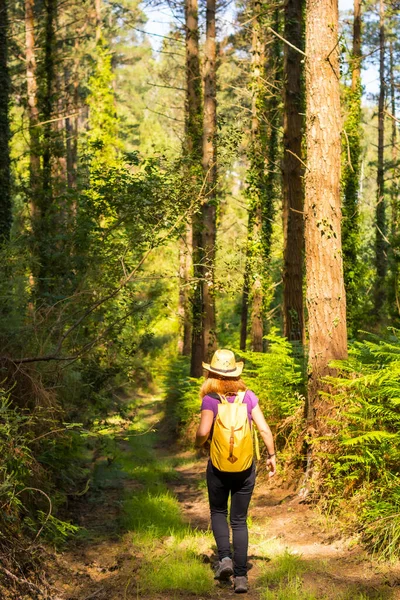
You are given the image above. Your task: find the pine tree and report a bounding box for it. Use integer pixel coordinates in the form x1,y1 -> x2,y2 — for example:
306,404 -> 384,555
185,0 -> 204,377
0,0 -> 11,242
25,0 -> 41,220
303,0 -> 348,431
201,0 -> 218,361
282,0 -> 305,344
375,0 -> 387,315
241,1 -> 278,352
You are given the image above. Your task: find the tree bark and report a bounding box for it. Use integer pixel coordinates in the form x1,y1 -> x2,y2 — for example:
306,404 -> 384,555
374,0 -> 387,315
36,0 -> 57,297
95,0 -> 102,42
260,10 -> 281,348
389,41 -> 397,241
240,248 -> 250,350
282,0 -> 305,344
0,0 -> 11,243
388,39 -> 399,316
248,1 -> 264,353
201,0 -> 217,362
25,0 -> 41,220
185,0 -> 204,377
178,224 -> 192,356
304,0 -> 348,426
351,0 -> 361,91
242,0 -> 267,353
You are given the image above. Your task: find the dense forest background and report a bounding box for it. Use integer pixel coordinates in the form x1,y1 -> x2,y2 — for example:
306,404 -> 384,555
1,0 -> 400,595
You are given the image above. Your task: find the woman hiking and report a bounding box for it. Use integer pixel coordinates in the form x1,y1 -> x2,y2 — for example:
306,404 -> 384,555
195,349 -> 276,593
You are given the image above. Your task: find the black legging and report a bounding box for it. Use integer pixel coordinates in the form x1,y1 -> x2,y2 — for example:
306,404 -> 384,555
206,460 -> 256,577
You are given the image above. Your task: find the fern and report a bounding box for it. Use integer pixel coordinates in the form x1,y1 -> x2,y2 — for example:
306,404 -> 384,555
324,329 -> 400,559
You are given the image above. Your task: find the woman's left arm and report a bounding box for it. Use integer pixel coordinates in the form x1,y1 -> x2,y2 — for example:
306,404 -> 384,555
252,404 -> 276,477
195,409 -> 214,447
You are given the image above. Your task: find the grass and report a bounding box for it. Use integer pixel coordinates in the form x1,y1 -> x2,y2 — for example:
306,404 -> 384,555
139,552 -> 214,594
260,576 -> 319,600
116,397 -> 215,594
257,549 -> 307,587
122,489 -> 185,536
256,549 -> 390,600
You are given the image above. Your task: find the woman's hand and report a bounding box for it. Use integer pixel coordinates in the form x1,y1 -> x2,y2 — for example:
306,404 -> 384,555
266,455 -> 276,478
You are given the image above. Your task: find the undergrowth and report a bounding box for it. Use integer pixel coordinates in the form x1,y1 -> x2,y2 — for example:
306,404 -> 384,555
256,549 -> 384,600
120,398 -> 214,594
324,329 -> 400,560
163,332 -> 305,458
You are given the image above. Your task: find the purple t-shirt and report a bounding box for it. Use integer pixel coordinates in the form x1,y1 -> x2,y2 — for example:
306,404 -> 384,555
201,390 -> 259,424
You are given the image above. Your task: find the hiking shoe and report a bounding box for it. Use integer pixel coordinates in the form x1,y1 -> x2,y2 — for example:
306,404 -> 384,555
234,576 -> 248,593
214,557 -> 233,580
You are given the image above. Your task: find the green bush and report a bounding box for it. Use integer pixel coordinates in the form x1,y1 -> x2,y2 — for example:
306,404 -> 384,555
163,355 -> 202,431
0,388 -> 82,546
238,330 -> 305,422
325,329 -> 400,559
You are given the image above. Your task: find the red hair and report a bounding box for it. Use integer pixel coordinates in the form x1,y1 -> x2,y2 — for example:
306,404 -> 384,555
200,373 -> 247,398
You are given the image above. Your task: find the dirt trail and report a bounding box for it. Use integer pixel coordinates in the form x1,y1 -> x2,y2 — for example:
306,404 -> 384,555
48,395 -> 400,600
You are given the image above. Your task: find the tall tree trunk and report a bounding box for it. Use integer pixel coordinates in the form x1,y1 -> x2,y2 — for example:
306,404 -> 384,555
95,0 -> 102,42
282,0 -> 305,344
240,247 -> 250,350
389,41 -> 397,241
181,0 -> 202,361
261,10 -> 281,347
65,66 -> 76,190
185,0 -> 204,377
178,224 -> 192,356
341,0 -> 362,335
389,39 -> 399,315
201,0 -> 217,361
66,29 -> 85,197
42,0 -> 55,206
242,0 -> 267,353
36,0 -> 57,297
0,0 -> 11,243
25,0 -> 41,220
375,0 -> 387,315
251,208 -> 263,352
304,0 -> 348,428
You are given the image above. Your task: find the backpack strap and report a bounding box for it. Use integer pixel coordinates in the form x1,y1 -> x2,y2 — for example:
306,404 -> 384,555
216,393 -> 228,404
235,390 -> 246,404
253,426 -> 261,461
235,390 -> 261,460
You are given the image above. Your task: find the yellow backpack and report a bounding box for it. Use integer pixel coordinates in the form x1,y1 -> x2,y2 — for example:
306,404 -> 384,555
210,391 -> 260,472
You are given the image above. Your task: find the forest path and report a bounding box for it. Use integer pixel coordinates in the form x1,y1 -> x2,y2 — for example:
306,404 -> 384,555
49,393 -> 400,600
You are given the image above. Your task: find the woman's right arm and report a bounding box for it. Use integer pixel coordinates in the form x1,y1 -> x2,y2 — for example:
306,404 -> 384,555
251,404 -> 276,477
195,409 -> 214,447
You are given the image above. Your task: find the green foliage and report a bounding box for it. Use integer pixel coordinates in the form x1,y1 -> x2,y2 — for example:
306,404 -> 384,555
25,512 -> 79,546
87,39 -> 120,166
116,399 -> 214,595
0,388 -> 81,546
0,390 -> 36,521
323,330 -> 400,559
341,80 -> 364,335
163,355 -> 202,431
239,331 -> 305,422
362,476 -> 400,561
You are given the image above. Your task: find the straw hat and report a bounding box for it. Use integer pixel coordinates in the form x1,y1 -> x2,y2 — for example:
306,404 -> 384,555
202,349 -> 244,377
